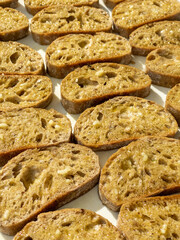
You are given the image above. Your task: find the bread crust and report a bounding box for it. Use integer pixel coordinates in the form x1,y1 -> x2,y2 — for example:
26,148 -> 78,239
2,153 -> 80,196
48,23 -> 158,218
0,0 -> 18,8
0,144 -> 100,235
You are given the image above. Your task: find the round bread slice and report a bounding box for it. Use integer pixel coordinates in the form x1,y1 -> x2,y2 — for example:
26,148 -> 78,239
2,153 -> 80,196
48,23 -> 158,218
112,0 -> 180,38
99,137 -> 180,211
46,33 -> 131,79
0,7 -> 29,41
0,108 -> 72,166
146,46 -> 180,87
74,96 -> 178,151
13,208 -> 125,239
129,21 -> 180,56
24,0 -> 98,15
118,195 -> 180,240
0,144 -> 100,235
166,83 -> 180,125
61,63 -> 151,114
31,5 -> 112,45
0,0 -> 17,8
0,75 -> 53,111
0,41 -> 45,75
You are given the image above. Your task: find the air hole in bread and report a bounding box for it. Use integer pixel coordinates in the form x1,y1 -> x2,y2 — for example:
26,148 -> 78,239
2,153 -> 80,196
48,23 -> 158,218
41,17 -> 51,23
66,15 -> 75,23
17,90 -> 25,96
77,77 -> 98,88
66,175 -> 74,180
10,52 -> 20,64
161,175 -> 172,183
153,1 -> 160,7
169,164 -> 177,170
158,159 -> 167,165
71,156 -> 77,161
124,191 -> 131,197
36,133 -> 43,142
9,181 -> 16,186
105,72 -> 117,78
20,166 -> 41,191
30,66 -> 37,72
97,112 -> 103,121
144,168 -> 151,176
6,96 -> 21,104
157,49 -> 173,59
142,214 -> 151,220
2,174 -> 12,181
44,174 -> 53,189
12,163 -> 22,178
94,19 -> 101,23
5,79 -> 19,88
24,236 -> 33,240
72,150 -> 80,154
168,214 -> 178,221
77,171 -> 85,177
138,35 -> 143,40
78,41 -> 89,48
172,233 -> 179,238
41,118 -> 47,128
62,222 -> 72,227
147,55 -> 156,61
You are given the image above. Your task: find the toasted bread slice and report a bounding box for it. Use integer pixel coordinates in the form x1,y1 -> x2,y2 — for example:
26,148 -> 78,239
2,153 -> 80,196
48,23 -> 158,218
31,5 -> 112,45
99,137 -> 180,211
166,83 -> 180,125
146,46 -> 180,87
0,108 -> 72,166
46,33 -> 131,79
0,75 -> 53,111
0,144 -> 100,235
118,195 -> 180,240
112,0 -> 180,38
24,0 -> 98,15
74,96 -> 178,151
0,41 -> 45,75
13,209 -> 125,239
0,7 -> 28,41
61,63 -> 151,114
129,21 -> 180,56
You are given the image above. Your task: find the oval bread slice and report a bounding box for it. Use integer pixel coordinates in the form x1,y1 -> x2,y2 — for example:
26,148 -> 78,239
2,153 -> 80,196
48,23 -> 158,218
146,46 -> 180,87
46,33 -> 131,79
0,108 -> 72,166
0,0 -> 17,8
24,0 -> 98,15
112,0 -> 180,38
99,137 -> 180,211
74,96 -> 178,151
13,208 -> 125,239
61,63 -> 151,114
0,41 -> 45,75
166,83 -> 180,125
118,195 -> 180,240
129,21 -> 180,56
0,7 -> 28,41
0,144 -> 100,235
0,75 -> 53,111
31,5 -> 112,45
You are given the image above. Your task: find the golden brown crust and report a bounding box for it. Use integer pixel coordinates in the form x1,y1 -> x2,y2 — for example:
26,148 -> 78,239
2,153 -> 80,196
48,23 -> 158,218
0,144 -> 100,235
61,63 -> 151,114
46,33 -> 132,79
112,0 -> 180,38
0,0 -> 18,8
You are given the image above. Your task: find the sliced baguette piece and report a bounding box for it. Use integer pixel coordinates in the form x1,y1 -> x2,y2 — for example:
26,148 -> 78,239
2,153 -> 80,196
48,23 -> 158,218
0,108 -> 72,166
118,195 -> 180,240
99,136 -> 180,211
129,21 -> 180,56
0,144 -> 100,235
0,0 -> 18,8
0,75 -> 53,111
0,41 -> 45,75
166,83 -> 180,125
24,0 -> 98,16
31,5 -> 112,45
61,63 -> 151,114
112,0 -> 180,38
146,46 -> 180,87
46,33 -> 132,79
74,96 -> 178,151
13,208 -> 125,240
0,7 -> 28,41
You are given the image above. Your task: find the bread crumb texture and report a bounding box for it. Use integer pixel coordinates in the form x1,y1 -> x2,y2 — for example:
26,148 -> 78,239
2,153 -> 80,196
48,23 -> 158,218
74,96 -> 178,150
118,196 -> 180,240
99,137 -> 180,210
14,209 -> 124,240
0,144 -> 100,234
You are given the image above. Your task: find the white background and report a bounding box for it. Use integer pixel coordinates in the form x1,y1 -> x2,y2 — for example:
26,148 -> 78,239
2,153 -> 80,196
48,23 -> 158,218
1,0 -> 180,239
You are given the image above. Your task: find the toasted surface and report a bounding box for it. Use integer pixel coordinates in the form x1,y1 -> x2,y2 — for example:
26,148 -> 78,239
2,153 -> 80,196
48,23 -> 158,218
14,208 -> 125,240
112,0 -> 180,38
46,33 -> 131,79
0,41 -> 44,75
0,7 -> 28,41
129,21 -> 180,56
74,96 -> 178,151
24,0 -> 98,15
99,137 -> 180,211
0,0 -> 17,8
31,5 -> 112,45
118,195 -> 180,240
166,83 -> 180,125
0,108 -> 72,165
0,75 -> 53,111
61,63 -> 151,114
0,144 -> 100,235
146,46 -> 180,87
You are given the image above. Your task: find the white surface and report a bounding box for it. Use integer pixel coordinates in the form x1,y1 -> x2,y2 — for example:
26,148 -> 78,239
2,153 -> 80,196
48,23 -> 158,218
1,0 -> 180,239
